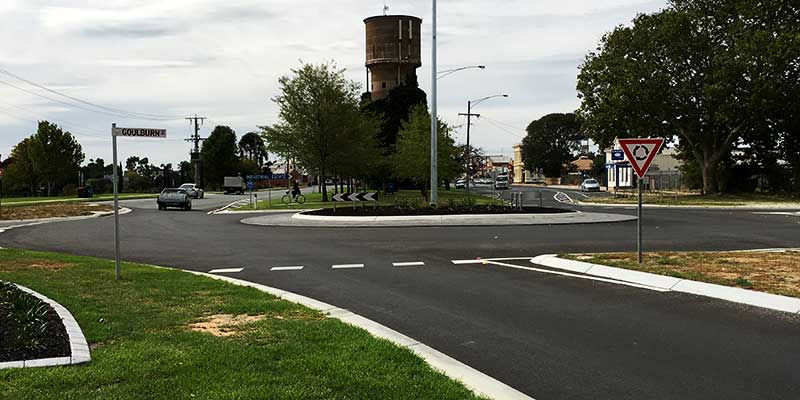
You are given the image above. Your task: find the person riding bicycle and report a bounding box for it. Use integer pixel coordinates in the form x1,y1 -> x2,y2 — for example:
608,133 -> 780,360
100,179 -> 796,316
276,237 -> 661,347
291,181 -> 301,198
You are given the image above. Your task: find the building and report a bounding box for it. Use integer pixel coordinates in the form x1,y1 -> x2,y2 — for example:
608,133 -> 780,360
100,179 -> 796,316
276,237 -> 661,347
482,155 -> 513,180
570,156 -> 594,175
364,15 -> 422,100
605,139 -> 682,191
512,144 -> 534,183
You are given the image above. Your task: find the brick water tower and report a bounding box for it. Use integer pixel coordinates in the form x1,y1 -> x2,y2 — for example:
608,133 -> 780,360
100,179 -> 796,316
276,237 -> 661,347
364,15 -> 422,100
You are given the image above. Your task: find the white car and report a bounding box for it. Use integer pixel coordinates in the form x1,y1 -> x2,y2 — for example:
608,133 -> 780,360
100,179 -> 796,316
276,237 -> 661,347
580,179 -> 601,192
494,176 -> 510,190
179,183 -> 204,199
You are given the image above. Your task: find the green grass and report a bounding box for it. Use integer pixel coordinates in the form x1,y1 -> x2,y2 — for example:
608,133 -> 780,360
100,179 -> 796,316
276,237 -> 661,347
234,189 -> 498,211
0,249 -> 482,400
582,192 -> 800,206
2,193 -> 156,205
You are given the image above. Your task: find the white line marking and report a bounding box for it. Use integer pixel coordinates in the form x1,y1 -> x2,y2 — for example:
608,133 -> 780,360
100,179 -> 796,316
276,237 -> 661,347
451,257 -> 532,265
332,264 -> 365,269
209,268 -> 244,274
393,261 -> 425,267
270,266 -> 304,271
485,260 -> 667,292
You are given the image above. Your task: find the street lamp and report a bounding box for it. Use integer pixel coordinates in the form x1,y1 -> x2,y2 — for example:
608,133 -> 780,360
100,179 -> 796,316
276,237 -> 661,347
459,94 -> 509,195
437,65 -> 485,80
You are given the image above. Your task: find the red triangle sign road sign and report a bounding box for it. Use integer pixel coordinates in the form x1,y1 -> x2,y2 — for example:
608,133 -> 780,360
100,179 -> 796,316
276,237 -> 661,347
618,138 -> 665,178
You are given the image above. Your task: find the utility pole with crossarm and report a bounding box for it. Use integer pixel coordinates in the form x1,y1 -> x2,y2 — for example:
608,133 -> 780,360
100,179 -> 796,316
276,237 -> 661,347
185,115 -> 206,186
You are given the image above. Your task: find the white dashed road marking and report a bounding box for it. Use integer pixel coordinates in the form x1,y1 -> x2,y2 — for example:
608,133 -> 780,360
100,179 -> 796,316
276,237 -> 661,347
332,264 -> 365,269
393,261 -> 425,267
209,268 -> 244,274
271,266 -> 304,271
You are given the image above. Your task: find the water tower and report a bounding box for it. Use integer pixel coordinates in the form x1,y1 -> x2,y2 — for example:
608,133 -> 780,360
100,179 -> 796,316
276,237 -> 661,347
364,15 -> 422,100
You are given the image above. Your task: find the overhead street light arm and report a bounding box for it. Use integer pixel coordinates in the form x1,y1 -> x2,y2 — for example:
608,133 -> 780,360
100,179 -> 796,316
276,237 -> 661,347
437,65 -> 486,80
470,94 -> 509,108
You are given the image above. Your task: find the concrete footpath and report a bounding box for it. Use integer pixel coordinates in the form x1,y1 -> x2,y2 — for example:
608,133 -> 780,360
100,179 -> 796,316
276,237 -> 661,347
241,210 -> 636,228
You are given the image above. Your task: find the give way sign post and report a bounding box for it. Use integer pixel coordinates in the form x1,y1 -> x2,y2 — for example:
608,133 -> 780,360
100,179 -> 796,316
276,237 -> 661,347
111,124 -> 168,280
618,138 -> 665,264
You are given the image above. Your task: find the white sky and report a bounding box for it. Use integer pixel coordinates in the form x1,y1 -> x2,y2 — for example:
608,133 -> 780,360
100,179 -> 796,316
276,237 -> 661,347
0,0 -> 667,166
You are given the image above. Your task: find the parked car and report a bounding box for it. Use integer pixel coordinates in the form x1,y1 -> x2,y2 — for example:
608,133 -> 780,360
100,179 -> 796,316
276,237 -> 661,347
157,188 -> 192,211
179,183 -> 204,199
580,178 -> 601,192
455,179 -> 466,189
494,176 -> 510,190
223,176 -> 245,195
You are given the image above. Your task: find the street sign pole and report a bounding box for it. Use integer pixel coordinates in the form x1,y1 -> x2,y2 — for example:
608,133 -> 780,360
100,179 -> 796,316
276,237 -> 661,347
638,177 -> 643,263
111,123 -> 121,280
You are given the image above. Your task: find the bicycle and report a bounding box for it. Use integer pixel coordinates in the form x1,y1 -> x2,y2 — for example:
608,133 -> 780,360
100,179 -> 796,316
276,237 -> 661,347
281,191 -> 306,205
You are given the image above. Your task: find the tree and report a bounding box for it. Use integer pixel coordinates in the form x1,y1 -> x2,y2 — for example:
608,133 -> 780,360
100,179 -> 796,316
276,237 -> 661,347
201,126 -> 240,190
4,137 -> 39,194
178,161 -> 194,184
262,62 -> 378,202
125,156 -> 140,172
577,0 -> 800,194
27,121 -> 84,196
393,105 -> 461,199
362,73 -> 428,149
521,113 -> 582,178
238,132 -> 268,165
82,158 -> 106,180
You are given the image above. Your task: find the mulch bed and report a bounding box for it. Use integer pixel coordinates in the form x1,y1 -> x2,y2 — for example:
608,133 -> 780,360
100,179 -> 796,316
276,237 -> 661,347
309,205 -> 573,217
0,203 -> 112,221
0,284 -> 71,362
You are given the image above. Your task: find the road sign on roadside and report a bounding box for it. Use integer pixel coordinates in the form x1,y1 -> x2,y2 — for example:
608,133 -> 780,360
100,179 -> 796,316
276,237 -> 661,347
112,127 -> 167,138
611,149 -> 624,161
247,181 -> 255,190
617,138 -> 665,265
111,123 -> 167,281
332,192 -> 378,202
618,138 -> 664,178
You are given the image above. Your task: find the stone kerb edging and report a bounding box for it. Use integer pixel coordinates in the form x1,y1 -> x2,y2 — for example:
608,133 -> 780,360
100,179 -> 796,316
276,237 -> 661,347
0,284 -> 91,369
531,255 -> 800,314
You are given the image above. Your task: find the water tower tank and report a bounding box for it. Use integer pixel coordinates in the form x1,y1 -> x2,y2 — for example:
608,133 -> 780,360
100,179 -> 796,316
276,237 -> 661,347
364,15 -> 422,100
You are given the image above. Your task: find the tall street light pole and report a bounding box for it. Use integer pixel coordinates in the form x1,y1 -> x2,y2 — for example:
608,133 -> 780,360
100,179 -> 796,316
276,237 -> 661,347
459,94 -> 509,195
430,0 -> 438,207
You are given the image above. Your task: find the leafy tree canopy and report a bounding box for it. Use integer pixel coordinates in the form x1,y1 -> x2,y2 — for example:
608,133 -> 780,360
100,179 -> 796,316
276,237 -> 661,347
521,113 -> 582,178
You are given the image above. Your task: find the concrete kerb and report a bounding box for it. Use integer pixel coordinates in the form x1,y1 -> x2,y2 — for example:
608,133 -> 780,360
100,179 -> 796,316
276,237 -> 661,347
576,201 -> 800,210
0,207 -> 132,233
184,269 -> 533,400
531,255 -> 800,314
0,284 -> 91,369
239,210 -> 637,228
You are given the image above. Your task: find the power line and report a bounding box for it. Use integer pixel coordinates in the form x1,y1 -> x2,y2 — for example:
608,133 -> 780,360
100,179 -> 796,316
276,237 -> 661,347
479,117 -> 525,139
0,69 -> 183,121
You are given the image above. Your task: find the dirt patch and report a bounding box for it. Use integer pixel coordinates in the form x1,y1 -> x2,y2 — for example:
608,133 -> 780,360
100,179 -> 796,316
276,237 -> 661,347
0,203 -> 113,221
0,259 -> 76,272
570,251 -> 800,298
188,314 -> 267,337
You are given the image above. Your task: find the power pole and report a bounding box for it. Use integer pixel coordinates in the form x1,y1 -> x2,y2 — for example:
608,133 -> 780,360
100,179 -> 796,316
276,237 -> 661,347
185,115 -> 206,186
459,100 -> 480,195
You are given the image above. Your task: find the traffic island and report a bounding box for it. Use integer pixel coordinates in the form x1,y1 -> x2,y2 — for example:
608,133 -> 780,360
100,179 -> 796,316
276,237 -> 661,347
307,205 -> 571,216
240,208 -> 637,227
0,249 -> 485,400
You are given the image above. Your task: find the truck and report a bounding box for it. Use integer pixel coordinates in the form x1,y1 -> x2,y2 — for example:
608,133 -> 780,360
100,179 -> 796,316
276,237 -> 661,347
223,176 -> 246,195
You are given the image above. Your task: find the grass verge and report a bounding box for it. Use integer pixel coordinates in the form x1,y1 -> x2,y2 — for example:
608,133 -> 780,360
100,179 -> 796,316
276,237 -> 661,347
0,249 -> 482,400
563,251 -> 800,298
0,203 -> 113,221
233,189 -> 498,211
582,192 -> 800,206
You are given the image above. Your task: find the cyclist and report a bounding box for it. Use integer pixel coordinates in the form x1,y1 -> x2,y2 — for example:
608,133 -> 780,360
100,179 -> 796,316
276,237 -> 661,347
291,181 -> 301,199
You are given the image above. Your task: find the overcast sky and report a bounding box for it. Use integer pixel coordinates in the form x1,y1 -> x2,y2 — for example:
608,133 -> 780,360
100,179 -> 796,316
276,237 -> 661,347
0,0 -> 667,166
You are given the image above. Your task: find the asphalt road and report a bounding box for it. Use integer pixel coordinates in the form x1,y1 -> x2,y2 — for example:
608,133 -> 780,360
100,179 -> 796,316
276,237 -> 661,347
1,188 -> 799,399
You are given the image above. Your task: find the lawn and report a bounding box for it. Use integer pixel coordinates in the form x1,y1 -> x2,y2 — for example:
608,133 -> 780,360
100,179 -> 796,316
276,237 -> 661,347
2,193 -> 156,206
582,192 -> 800,206
234,189 -> 499,211
563,251 -> 800,298
0,249 -> 482,400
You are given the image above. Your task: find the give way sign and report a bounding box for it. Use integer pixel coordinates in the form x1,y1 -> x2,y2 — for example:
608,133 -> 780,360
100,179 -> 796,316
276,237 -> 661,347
618,138 -> 665,178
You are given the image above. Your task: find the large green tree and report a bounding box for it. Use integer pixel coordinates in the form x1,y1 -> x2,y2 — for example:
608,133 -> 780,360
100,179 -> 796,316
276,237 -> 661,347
28,121 -> 84,196
521,113 -> 582,178
262,62 -> 378,202
4,137 -> 39,194
393,105 -> 461,199
577,0 -> 800,194
238,132 -> 268,165
201,126 -> 240,190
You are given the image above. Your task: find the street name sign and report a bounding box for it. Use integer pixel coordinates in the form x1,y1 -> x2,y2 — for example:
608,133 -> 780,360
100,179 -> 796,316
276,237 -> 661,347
113,127 -> 167,138
611,149 -> 625,161
332,192 -> 378,202
618,138 -> 664,178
